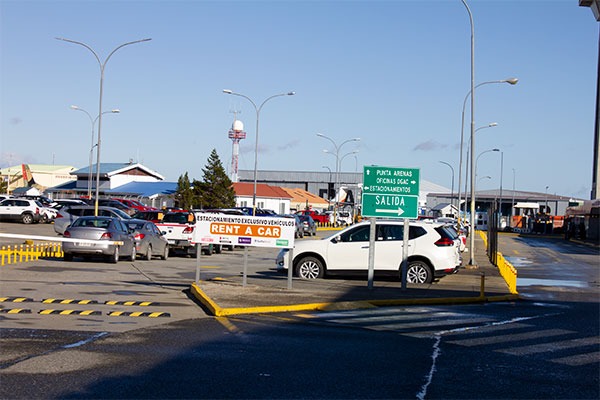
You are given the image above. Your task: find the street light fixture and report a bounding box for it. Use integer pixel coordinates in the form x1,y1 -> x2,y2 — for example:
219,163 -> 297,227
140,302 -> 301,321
57,37 -> 151,215
223,89 -> 295,215
439,161 -> 455,215
70,105 -> 120,199
317,133 -> 360,224
475,148 -> 500,199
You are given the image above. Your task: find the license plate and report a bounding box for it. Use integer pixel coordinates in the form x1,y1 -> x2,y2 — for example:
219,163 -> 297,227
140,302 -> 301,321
167,240 -> 176,245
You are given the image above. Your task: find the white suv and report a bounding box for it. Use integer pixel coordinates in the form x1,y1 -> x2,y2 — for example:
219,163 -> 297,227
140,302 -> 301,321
276,220 -> 461,284
0,198 -> 42,224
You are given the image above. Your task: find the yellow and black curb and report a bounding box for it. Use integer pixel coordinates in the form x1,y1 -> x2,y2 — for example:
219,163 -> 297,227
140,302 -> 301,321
105,300 -> 156,306
190,281 -> 520,317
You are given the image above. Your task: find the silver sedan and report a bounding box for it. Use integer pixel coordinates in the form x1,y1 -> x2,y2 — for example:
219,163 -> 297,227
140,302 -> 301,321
62,216 -> 137,263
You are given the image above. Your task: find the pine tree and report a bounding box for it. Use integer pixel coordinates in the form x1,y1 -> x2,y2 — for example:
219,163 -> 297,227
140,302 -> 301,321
197,149 -> 235,209
175,172 -> 195,210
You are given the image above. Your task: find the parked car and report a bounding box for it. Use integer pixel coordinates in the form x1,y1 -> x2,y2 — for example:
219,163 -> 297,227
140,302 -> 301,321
156,211 -> 214,256
62,216 -> 137,263
298,215 -> 317,236
54,206 -> 132,235
233,207 -> 278,216
283,214 -> 304,239
296,209 -> 329,224
52,199 -> 88,210
126,219 -> 169,260
40,206 -> 57,223
97,199 -> 136,215
131,210 -> 165,223
276,220 -> 461,283
0,198 -> 42,224
112,198 -> 156,212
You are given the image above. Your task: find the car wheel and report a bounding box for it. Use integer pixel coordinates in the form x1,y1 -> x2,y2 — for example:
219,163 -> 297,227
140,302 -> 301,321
145,245 -> 152,261
214,245 -> 222,254
64,253 -> 73,262
161,245 -> 169,260
22,213 -> 34,224
405,261 -> 433,284
296,256 -> 324,280
41,214 -> 48,223
108,247 -> 119,264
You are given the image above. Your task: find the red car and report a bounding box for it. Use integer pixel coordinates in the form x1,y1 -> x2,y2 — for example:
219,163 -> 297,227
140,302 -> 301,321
112,198 -> 156,212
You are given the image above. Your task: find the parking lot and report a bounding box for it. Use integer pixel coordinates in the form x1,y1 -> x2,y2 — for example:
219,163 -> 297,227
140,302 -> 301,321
0,219 -> 516,331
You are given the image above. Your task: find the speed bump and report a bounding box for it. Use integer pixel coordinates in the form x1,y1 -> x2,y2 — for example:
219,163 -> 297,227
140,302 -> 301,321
0,297 -> 34,303
104,300 -> 156,306
0,308 -> 32,314
38,309 -> 102,316
42,298 -> 98,305
107,311 -> 170,318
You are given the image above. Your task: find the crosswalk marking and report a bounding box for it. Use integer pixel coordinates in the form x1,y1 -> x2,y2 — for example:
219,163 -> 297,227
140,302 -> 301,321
498,336 -> 600,355
551,351 -> 600,366
295,306 -> 598,368
447,329 -> 574,347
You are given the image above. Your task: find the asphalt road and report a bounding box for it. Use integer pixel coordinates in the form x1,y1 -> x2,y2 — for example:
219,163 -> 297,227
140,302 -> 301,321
0,222 -> 598,399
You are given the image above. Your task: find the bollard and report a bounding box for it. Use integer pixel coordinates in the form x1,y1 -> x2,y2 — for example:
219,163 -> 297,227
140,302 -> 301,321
480,272 -> 486,298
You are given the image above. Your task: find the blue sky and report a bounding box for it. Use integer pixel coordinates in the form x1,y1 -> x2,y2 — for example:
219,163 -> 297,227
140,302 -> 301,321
0,0 -> 597,199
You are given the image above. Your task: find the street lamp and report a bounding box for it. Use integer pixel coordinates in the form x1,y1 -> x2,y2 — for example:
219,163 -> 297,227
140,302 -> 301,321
456,79 -> 517,226
475,148 -> 500,198
317,133 -> 360,224
70,105 -> 120,198
439,161 -> 455,215
463,123 -> 498,218
223,89 -> 295,215
322,166 -> 332,208
57,37 -> 151,215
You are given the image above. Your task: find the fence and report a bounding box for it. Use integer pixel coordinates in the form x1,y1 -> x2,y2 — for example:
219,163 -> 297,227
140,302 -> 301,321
0,242 -> 63,266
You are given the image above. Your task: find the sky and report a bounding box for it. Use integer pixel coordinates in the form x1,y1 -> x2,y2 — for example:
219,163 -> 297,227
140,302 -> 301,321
0,0 -> 598,200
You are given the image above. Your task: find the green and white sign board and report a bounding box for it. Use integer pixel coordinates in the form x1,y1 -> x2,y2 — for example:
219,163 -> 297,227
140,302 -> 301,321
362,165 -> 420,219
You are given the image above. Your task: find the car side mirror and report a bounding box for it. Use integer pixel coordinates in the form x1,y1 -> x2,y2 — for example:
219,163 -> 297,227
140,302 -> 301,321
331,236 -> 340,243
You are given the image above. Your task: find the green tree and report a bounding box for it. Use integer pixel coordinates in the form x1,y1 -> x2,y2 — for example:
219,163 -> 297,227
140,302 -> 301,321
197,149 -> 235,209
175,172 -> 195,209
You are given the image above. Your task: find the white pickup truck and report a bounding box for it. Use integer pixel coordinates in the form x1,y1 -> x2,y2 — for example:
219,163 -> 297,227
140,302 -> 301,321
156,211 -> 216,256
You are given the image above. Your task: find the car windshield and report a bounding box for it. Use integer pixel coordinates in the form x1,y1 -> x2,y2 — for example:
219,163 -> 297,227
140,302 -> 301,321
73,218 -> 111,228
163,213 -> 193,224
127,222 -> 146,230
112,209 -> 132,219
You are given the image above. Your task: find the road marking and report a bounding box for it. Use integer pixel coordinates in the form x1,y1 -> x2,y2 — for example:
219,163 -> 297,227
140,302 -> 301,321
447,329 -> 574,347
497,336 -> 600,355
551,351 -> 600,366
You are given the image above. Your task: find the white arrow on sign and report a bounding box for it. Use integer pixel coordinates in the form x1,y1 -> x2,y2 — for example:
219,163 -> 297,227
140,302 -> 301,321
375,207 -> 405,216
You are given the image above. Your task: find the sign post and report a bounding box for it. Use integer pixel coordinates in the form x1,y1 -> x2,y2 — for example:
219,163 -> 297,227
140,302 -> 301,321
361,166 -> 420,289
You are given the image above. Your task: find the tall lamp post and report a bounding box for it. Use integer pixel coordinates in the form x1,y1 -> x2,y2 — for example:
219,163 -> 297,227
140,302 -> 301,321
70,105 -> 120,199
457,79 -> 517,226
57,37 -> 151,215
463,123 -> 498,218
223,89 -> 295,215
317,133 -> 360,224
475,148 -> 500,197
322,166 -> 332,208
439,161 -> 455,215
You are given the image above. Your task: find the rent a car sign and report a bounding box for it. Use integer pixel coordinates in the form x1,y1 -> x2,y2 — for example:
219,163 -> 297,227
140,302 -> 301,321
193,213 -> 296,249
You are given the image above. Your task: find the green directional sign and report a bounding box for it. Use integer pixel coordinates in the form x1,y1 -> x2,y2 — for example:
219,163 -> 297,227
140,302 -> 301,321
362,165 -> 420,219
